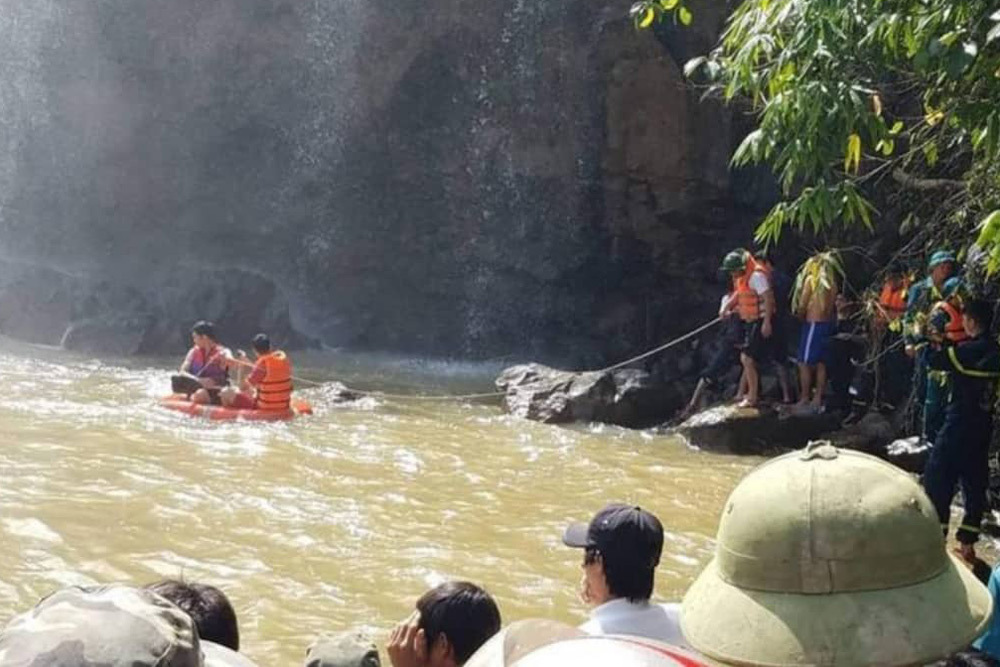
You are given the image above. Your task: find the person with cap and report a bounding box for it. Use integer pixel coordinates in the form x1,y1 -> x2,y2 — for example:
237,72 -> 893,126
219,332 -> 294,413
922,277 -> 969,444
720,249 -> 775,408
903,249 -> 956,437
0,584 -> 253,667
561,503 -> 684,646
681,441 -> 992,666
384,581 -> 501,667
922,298 -> 1000,563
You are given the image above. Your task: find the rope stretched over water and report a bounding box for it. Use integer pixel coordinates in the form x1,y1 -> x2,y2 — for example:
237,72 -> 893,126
340,317 -> 721,402
228,317 -> 722,403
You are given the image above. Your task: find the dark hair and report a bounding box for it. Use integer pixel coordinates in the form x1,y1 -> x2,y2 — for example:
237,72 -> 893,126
601,548 -> 657,603
416,582 -> 501,665
965,299 -> 994,333
191,321 -> 217,340
932,651 -> 1000,667
251,333 -> 271,353
146,580 -> 239,651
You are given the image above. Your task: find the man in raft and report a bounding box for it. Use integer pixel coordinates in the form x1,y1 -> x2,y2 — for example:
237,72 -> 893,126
172,321 -> 238,405
219,333 -> 294,413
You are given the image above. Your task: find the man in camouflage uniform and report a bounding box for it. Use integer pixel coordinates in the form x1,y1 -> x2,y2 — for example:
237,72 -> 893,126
0,584 -> 249,667
903,249 -> 956,440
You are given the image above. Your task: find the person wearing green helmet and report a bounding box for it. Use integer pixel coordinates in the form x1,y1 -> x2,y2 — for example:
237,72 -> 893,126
719,249 -> 776,408
902,250 -> 956,440
921,277 -> 970,443
681,442 -> 992,666
923,298 -> 1000,563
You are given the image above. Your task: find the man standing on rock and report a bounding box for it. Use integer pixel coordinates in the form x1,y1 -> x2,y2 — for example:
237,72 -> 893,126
561,503 -> 685,646
721,250 -> 775,408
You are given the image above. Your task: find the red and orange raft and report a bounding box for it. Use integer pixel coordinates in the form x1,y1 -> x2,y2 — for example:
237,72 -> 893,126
159,394 -> 313,421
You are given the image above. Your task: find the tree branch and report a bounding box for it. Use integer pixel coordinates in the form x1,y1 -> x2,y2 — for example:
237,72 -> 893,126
892,168 -> 965,191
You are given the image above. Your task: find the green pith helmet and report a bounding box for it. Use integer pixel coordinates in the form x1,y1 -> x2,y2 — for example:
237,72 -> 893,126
941,276 -> 965,300
928,250 -> 957,269
681,442 -> 991,667
720,249 -> 749,273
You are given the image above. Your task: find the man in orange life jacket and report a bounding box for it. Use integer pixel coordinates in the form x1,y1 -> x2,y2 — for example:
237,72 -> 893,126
922,277 -> 968,444
220,333 -> 294,412
874,265 -> 912,406
720,250 -> 776,407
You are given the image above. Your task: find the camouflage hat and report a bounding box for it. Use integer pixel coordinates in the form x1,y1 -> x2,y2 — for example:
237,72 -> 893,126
304,631 -> 380,667
0,585 -> 202,667
928,250 -> 957,269
942,276 -> 966,300
720,250 -> 749,273
681,442 -> 992,666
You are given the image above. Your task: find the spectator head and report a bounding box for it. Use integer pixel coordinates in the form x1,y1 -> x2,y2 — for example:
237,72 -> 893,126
0,585 -> 201,667
720,250 -> 749,281
562,503 -> 664,605
932,651 -> 1000,667
191,321 -> 218,345
964,299 -> 994,338
146,580 -> 240,652
928,249 -> 956,285
251,333 -> 271,355
415,581 -> 501,667
304,631 -> 381,667
681,442 -> 991,666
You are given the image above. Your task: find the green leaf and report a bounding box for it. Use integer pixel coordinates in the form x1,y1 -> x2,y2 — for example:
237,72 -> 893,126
976,211 -> 1000,247
923,142 -> 939,167
639,6 -> 656,28
660,0 -> 679,9
844,133 -> 862,174
678,6 -> 692,26
683,57 -> 707,78
890,121 -> 904,134
875,138 -> 895,156
988,23 -> 1000,44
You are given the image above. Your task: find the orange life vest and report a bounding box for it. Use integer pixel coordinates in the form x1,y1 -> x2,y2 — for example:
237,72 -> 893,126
937,301 -> 969,343
255,351 -> 293,412
878,279 -> 908,322
735,257 -> 772,322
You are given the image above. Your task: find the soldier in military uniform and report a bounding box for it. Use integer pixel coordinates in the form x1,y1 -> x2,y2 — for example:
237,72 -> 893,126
922,298 -> 1000,562
902,250 -> 956,440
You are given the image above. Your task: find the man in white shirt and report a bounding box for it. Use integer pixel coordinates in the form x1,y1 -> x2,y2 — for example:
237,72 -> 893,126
562,503 -> 685,647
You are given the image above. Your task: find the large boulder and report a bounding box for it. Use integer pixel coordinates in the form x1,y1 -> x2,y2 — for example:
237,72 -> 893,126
672,404 -> 841,455
496,363 -> 679,427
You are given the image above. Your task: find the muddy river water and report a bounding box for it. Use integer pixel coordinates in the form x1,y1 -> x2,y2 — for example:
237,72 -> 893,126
0,337 -> 757,664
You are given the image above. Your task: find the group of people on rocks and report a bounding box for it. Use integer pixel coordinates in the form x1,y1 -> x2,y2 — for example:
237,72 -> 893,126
171,321 -> 295,413
687,246 -> 1000,564
4,442 -> 1000,665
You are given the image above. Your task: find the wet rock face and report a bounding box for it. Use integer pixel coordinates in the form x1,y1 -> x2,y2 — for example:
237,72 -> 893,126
496,363 -> 682,428
0,0 -> 771,359
0,260 -> 314,356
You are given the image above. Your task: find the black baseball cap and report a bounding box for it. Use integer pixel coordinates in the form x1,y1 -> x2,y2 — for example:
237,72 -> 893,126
562,503 -> 664,569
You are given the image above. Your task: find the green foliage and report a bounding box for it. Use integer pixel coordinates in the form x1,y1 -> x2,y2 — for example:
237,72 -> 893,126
661,0 -> 1000,269
791,251 -> 845,312
629,0 -> 693,29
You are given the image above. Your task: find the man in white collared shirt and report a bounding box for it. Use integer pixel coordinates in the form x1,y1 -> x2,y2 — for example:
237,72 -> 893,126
562,503 -> 685,647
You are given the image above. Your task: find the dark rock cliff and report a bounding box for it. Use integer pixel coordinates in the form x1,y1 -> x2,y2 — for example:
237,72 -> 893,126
0,0 -> 771,360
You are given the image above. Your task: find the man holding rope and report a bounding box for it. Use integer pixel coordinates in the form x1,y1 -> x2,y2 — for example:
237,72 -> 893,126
220,333 -> 295,413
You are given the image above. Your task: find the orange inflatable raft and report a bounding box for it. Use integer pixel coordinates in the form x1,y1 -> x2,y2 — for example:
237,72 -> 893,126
159,394 -> 314,421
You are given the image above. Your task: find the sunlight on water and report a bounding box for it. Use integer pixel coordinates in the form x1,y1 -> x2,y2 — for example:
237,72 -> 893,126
0,338 -> 757,664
